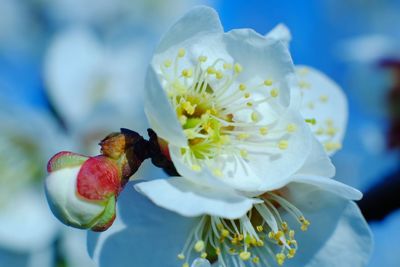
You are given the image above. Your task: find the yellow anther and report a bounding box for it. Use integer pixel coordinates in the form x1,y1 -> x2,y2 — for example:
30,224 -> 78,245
274,231 -> 284,240
223,63 -> 232,69
264,79 -> 273,86
305,118 -> 317,125
259,127 -> 268,135
268,231 -> 275,239
244,92 -> 251,98
201,252 -> 207,259
198,55 -> 207,62
215,71 -> 224,79
239,83 -> 247,91
326,126 -> 337,136
324,142 -> 342,151
215,247 -> 221,255
251,112 -> 260,122
253,257 -> 260,264
183,101 -> 195,115
234,63 -> 243,73
163,59 -> 172,68
315,127 -> 324,135
194,240 -> 205,252
229,248 -> 236,254
320,95 -> 329,102
237,234 -> 244,241
276,253 -> 286,266
178,48 -> 186,57
182,69 -> 193,78
177,253 -> 185,260
281,221 -> 288,231
278,140 -> 289,150
256,240 -> 264,246
182,263 -> 189,267
207,66 -> 216,74
179,115 -> 187,125
221,229 -> 230,237
299,216 -> 310,231
287,123 -> 297,133
238,133 -> 250,140
191,164 -> 202,171
246,102 -> 253,107
256,225 -> 264,232
217,223 -> 224,231
270,88 -> 279,97
239,251 -> 251,261
239,149 -> 248,158
213,168 -> 223,177
231,237 -> 238,245
298,80 -> 311,89
288,249 -> 296,259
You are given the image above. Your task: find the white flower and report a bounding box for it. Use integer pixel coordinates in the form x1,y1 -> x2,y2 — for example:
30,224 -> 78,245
45,151 -> 119,231
134,6 -> 372,267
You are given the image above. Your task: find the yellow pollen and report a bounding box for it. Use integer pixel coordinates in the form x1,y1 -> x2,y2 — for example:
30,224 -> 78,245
194,240 -> 205,252
177,253 -> 185,260
238,133 -> 250,140
215,248 -> 221,255
276,253 -> 286,266
213,168 -> 223,177
207,66 -> 216,74
239,251 -> 251,261
270,88 -> 279,97
278,140 -> 289,150
288,249 -> 296,259
182,263 -> 189,267
229,248 -> 236,254
239,83 -> 247,91
299,216 -> 311,231
325,142 -> 342,151
182,101 -> 196,115
201,252 -> 207,258
223,63 -> 232,69
259,127 -> 268,135
234,63 -> 243,73
287,123 -> 297,133
252,257 -> 260,264
256,225 -> 264,232
289,230 -> 295,239
240,149 -> 248,159
191,164 -> 202,171
216,71 -> 224,79
326,126 -> 337,136
182,69 -> 193,78
320,95 -> 329,102
246,102 -> 253,107
198,56 -> 207,62
178,48 -> 186,57
221,229 -> 230,237
264,79 -> 273,86
251,112 -> 259,122
244,92 -> 251,98
163,59 -> 172,68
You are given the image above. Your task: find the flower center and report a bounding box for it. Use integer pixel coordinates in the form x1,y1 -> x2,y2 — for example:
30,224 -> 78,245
158,48 -> 295,173
177,192 -> 310,267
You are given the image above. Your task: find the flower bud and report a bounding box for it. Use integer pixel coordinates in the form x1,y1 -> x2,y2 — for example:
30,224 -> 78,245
45,151 -> 121,231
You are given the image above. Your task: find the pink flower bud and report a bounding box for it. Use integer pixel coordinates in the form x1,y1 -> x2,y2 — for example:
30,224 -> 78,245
45,151 -> 120,231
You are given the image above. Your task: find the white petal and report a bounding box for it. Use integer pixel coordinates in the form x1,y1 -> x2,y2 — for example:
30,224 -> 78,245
135,178 -> 261,219
44,28 -> 104,127
88,182 -> 199,267
0,189 -> 58,252
291,175 -> 363,201
248,108 -> 313,191
144,67 -> 187,147
296,136 -> 336,178
284,188 -> 372,267
45,167 -> 105,227
156,6 -> 223,54
265,23 -> 292,46
295,65 -> 348,155
224,28 -> 296,107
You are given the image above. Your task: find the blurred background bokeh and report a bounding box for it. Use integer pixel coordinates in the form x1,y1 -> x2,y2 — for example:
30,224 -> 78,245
0,0 -> 399,266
